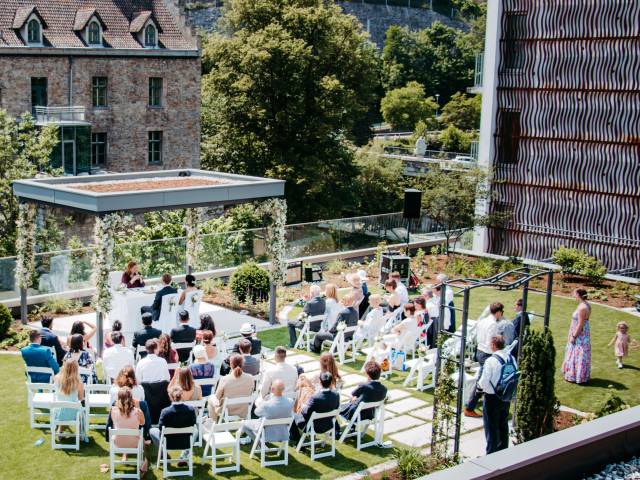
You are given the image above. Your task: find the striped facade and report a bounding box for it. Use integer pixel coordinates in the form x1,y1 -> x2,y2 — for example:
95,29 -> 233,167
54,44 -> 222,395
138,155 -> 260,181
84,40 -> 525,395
484,0 -> 640,272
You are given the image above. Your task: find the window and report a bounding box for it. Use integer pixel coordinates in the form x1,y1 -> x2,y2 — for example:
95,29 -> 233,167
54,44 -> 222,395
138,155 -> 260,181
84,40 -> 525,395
148,131 -> 163,164
502,13 -> 526,70
88,21 -> 101,45
148,77 -> 163,107
144,24 -> 156,47
92,76 -> 107,108
31,77 -> 47,115
497,110 -> 520,165
91,132 -> 107,167
27,18 -> 41,44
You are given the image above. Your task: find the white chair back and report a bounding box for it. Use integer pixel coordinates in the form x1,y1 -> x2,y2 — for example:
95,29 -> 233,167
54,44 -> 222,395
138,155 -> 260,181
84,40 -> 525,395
26,382 -> 56,429
26,366 -> 55,383
109,428 -> 143,479
109,271 -> 123,289
85,384 -> 112,431
183,398 -> 208,447
182,290 -> 201,329
50,400 -> 85,450
249,416 -> 294,467
339,399 -> 385,450
202,420 -> 243,474
219,394 -> 256,423
156,426 -> 195,477
158,293 -> 180,334
296,408 -> 339,460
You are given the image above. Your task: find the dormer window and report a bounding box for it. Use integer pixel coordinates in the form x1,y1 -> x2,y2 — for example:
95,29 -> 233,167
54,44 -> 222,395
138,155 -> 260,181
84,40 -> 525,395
144,24 -> 156,47
27,18 -> 40,44
87,21 -> 101,45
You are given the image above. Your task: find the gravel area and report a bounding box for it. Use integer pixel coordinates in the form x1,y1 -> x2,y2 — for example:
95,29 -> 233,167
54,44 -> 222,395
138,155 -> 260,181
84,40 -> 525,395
66,176 -> 230,193
584,457 -> 640,479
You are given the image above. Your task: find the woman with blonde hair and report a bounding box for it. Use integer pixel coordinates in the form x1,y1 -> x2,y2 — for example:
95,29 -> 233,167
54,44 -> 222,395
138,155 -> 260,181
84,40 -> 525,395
323,283 -> 341,332
110,387 -> 148,474
294,352 -> 343,412
168,367 -> 202,401
53,359 -> 85,424
208,354 -> 254,421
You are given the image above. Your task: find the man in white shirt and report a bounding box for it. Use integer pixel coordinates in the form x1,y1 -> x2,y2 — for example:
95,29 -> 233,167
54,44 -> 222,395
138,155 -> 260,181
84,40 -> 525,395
436,273 -> 456,332
135,339 -> 170,384
478,335 -> 516,454
391,272 -> 409,304
260,346 -> 298,401
465,302 -> 505,417
102,332 -> 135,381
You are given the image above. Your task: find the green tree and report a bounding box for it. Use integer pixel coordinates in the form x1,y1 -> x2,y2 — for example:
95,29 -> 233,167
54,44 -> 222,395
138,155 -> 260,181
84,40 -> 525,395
0,110 -> 58,256
201,0 -> 381,222
438,124 -> 473,152
515,328 -> 557,442
441,92 -> 482,130
380,81 -> 438,131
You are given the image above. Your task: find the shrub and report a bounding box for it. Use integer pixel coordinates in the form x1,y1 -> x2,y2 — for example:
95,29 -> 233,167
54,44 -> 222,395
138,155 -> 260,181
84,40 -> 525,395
0,324 -> 30,349
552,246 -> 607,284
325,258 -> 347,275
438,124 -> 473,152
229,262 -> 270,304
0,304 -> 13,339
594,388 -> 629,418
394,447 -> 441,479
37,297 -> 82,315
472,258 -> 495,278
444,256 -> 472,277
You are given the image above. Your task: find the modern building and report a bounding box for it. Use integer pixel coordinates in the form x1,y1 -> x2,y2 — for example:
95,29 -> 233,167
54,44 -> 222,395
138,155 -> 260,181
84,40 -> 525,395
473,0 -> 640,274
0,0 -> 200,175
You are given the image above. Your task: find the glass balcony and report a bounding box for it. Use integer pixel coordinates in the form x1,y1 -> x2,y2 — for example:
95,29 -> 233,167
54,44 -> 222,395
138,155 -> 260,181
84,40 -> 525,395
35,106 -> 90,126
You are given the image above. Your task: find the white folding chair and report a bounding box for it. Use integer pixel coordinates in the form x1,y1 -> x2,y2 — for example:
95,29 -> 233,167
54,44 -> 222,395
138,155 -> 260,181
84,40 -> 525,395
50,400 -> 86,450
134,345 -> 146,363
403,348 -> 438,391
109,428 -> 144,479
85,383 -> 112,430
26,381 -> 55,429
296,409 -> 340,460
156,426 -> 195,478
172,342 -> 195,362
249,416 -> 294,467
109,271 -> 123,289
182,290 -> 202,329
158,293 -> 180,333
339,400 -> 385,450
194,377 -> 219,399
78,366 -> 95,384
322,326 -> 357,365
293,314 -> 324,351
201,420 -> 243,474
26,365 -> 55,384
166,363 -> 180,372
218,394 -> 256,423
383,307 -> 403,333
183,399 -> 207,447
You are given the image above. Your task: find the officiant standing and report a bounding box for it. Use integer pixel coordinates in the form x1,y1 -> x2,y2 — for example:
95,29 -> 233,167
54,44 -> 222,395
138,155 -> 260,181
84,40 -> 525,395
121,261 -> 145,289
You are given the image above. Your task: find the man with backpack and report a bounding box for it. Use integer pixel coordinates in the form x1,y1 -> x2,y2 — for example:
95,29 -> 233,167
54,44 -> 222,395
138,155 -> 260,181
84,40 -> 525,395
478,335 -> 519,454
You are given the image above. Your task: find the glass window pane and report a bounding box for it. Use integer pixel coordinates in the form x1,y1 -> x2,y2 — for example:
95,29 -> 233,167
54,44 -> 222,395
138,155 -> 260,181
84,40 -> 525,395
92,76 -> 107,107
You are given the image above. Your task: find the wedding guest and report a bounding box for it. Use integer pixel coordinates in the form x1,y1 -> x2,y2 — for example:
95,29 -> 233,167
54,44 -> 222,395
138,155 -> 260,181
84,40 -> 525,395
295,354 -> 342,412
208,355 -> 254,421
149,386 -> 196,452
322,283 -> 341,333
132,313 -> 161,358
562,288 -> 592,384
188,346 -> 216,396
238,339 -> 260,376
109,365 -> 146,404
260,346 -> 299,401
423,288 -> 439,347
104,320 -> 123,349
231,323 -> 261,355
340,361 -> 387,422
387,302 -> 419,350
354,294 -> 385,346
391,272 -> 409,304
135,339 -> 170,384
436,273 -> 455,332
21,329 -> 59,382
170,310 -> 197,362
157,333 -> 179,377
290,372 -> 340,442
201,330 -> 217,361
240,379 -> 293,445
141,273 -> 177,321
178,274 -> 198,306
431,284 -> 452,333
511,299 -> 530,356
608,321 -> 639,369
287,284 -> 326,348
196,314 -> 217,343
102,331 -> 135,382
121,261 -> 145,289
312,293 -> 358,353
67,319 -> 97,350
357,270 -> 370,296
384,279 -> 402,311
110,387 -> 149,474
39,315 -> 66,365
168,367 -> 202,401
347,273 -> 365,305
63,333 -> 97,383
53,359 -> 85,429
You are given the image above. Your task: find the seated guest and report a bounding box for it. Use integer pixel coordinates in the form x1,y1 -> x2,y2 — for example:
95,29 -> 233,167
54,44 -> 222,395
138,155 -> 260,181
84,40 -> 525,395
322,283 -> 341,332
53,359 -> 85,428
178,274 -> 198,306
422,288 -> 439,347
170,310 -> 197,362
39,315 -> 67,365
386,303 -> 420,350
150,386 -> 197,452
383,279 -> 402,311
102,331 -> 135,382
231,323 -> 261,355
260,347 -> 298,401
104,320 -> 123,349
290,372 -> 340,442
436,273 -> 456,331
241,379 -> 293,445
391,271 -> 409,304
157,333 -> 179,377
208,355 -> 254,422
239,339 -> 260,376
347,273 -> 365,305
110,387 -> 149,474
141,273 -> 177,321
295,352 -> 342,413
169,367 -> 202,401
354,294 -> 385,346
110,365 -> 146,404
21,329 -> 59,382
287,284 -> 326,348
196,314 -> 217,343
189,346 -> 216,396
432,284 -> 452,333
312,293 -> 358,353
64,333 -> 97,384
121,261 -> 145,289
201,330 -> 217,361
135,339 -> 170,384
340,361 -> 387,422
67,319 -> 97,351
132,313 -> 162,358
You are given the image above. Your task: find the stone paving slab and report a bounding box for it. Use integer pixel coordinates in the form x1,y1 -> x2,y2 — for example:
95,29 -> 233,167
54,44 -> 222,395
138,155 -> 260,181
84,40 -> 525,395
409,405 -> 434,421
386,397 -> 429,414
342,373 -> 367,387
386,389 -> 412,402
458,428 -> 486,459
389,423 -> 432,447
380,415 -> 426,434
299,361 -> 320,372
461,414 -> 484,433
286,353 -> 316,364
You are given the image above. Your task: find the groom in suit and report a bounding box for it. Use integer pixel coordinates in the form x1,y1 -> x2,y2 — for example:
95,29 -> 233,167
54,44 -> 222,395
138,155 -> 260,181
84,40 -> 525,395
141,273 -> 177,322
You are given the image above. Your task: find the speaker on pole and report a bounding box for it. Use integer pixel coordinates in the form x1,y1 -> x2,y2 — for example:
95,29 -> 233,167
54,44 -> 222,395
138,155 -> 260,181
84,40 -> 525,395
403,189 -> 422,219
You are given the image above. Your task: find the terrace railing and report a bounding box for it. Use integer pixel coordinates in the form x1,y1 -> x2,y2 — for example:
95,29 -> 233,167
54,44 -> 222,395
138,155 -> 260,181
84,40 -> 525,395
34,106 -> 88,125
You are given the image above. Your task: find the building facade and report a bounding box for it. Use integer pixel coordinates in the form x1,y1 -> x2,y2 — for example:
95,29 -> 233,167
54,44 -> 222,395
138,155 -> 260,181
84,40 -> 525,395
0,0 -> 200,174
474,0 -> 640,273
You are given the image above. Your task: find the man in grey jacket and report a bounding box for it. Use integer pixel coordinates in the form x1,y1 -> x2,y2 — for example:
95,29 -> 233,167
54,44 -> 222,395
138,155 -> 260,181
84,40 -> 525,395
241,380 -> 293,444
288,284 -> 326,347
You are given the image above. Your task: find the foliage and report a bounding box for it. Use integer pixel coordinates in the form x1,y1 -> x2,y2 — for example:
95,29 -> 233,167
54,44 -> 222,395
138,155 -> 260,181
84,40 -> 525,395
515,328 -> 557,442
66,236 -> 93,285
0,324 -> 30,349
380,82 -> 438,131
200,0 -> 381,222
0,303 -> 12,339
15,203 -> 37,290
471,258 -> 495,278
185,208 -> 203,270
34,210 -> 65,253
351,145 -> 405,214
438,125 -> 473,152
593,387 -> 629,418
414,248 -> 426,268
552,246 -> 607,285
431,341 -> 458,462
451,0 -> 486,18
441,92 -> 482,131
229,262 -> 270,303
0,110 -> 59,257
257,198 -> 288,286
35,297 -> 83,315
326,258 -> 348,275
382,22 -> 476,103
226,203 -> 263,231
394,447 -> 440,479
199,277 -> 224,296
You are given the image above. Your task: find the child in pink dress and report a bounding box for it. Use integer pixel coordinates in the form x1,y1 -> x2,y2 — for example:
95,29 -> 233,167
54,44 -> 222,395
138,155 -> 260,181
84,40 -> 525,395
608,321 -> 638,368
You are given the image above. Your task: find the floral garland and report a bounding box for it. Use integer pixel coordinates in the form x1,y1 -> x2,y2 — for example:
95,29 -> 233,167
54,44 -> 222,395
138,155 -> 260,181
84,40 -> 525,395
259,198 -> 288,287
185,207 -> 203,272
15,202 -> 37,290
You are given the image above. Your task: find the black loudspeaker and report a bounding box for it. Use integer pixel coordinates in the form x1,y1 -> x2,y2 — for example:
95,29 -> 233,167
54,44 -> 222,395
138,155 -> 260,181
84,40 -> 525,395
403,189 -> 422,219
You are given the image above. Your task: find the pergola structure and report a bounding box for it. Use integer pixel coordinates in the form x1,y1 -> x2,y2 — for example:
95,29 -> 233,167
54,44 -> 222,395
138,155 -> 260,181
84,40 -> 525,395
12,169 -> 286,355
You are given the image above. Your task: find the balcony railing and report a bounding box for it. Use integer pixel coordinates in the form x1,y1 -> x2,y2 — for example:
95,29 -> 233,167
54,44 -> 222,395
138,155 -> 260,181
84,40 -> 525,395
35,106 -> 88,125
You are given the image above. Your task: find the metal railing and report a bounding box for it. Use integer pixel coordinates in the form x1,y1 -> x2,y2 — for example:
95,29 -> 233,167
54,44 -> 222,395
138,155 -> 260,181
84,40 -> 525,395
474,52 -> 484,88
35,106 -> 87,125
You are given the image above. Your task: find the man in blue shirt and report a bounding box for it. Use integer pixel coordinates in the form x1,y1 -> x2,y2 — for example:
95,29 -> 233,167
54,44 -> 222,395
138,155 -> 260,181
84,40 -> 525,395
21,329 -> 59,383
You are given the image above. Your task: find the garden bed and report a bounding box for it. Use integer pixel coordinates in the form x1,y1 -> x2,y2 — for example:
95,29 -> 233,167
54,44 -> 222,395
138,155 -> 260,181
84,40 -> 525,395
67,176 -> 230,193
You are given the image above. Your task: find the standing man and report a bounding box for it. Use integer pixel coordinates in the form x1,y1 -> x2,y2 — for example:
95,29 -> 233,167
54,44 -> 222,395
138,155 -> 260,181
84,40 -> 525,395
478,335 -> 517,454
436,273 -> 455,332
21,330 -> 59,383
39,316 -> 66,365
465,302 -> 505,418
288,284 -> 326,348
141,273 -> 177,322
170,310 -> 197,362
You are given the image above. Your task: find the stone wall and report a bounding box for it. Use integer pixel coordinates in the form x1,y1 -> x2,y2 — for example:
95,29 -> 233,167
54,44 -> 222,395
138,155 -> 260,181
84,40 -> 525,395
184,1 -> 467,48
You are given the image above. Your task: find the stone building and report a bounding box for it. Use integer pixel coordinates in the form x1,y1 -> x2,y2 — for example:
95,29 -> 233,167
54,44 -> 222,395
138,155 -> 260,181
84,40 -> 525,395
0,0 -> 200,175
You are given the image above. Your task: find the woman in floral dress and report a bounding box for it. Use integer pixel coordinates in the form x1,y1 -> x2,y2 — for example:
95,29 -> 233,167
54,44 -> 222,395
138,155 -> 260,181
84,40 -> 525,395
562,288 -> 591,384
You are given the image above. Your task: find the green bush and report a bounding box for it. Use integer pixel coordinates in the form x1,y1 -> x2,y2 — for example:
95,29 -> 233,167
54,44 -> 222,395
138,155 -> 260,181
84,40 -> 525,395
394,447 -> 442,479
594,388 -> 629,418
325,258 -> 347,275
552,246 -> 607,284
39,297 -> 83,315
0,304 -> 13,339
229,262 -> 270,304
472,258 -> 495,278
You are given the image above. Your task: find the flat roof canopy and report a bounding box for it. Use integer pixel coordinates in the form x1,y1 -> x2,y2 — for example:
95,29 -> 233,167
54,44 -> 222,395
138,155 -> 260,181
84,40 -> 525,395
12,169 -> 285,214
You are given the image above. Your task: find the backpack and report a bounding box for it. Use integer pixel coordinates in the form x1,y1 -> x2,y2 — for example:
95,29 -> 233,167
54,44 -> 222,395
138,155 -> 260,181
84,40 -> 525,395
490,353 -> 519,402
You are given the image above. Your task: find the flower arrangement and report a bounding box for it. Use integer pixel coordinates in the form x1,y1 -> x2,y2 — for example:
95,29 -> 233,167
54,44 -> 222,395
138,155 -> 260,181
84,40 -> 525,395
15,202 -> 37,290
190,293 -> 200,306
258,198 -> 287,287
168,297 -> 176,311
185,208 -> 203,271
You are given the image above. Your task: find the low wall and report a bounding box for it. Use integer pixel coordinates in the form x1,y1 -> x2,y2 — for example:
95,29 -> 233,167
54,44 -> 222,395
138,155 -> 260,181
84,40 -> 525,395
422,406 -> 640,480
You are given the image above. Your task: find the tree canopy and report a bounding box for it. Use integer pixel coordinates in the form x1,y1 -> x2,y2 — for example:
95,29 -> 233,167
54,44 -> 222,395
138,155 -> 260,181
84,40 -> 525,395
441,92 -> 482,130
380,81 -> 438,131
200,0 -> 381,222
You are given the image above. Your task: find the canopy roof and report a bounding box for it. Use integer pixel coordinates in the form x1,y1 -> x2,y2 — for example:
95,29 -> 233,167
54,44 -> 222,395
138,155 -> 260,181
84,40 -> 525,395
13,169 -> 285,214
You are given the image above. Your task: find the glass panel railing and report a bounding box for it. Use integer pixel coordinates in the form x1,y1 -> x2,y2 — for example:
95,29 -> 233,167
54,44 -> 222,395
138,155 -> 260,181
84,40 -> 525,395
115,237 -> 188,278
